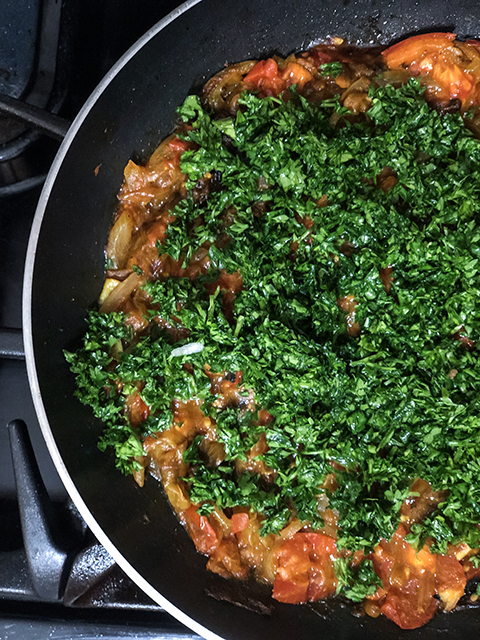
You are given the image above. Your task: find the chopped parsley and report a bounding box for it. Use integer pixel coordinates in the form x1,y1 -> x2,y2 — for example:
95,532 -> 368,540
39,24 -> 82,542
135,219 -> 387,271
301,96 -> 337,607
319,61 -> 343,78
335,557 -> 382,602
68,77 -> 480,557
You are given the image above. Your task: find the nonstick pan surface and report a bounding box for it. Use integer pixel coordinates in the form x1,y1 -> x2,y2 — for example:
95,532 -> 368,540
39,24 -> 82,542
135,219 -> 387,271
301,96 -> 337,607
23,0 -> 480,637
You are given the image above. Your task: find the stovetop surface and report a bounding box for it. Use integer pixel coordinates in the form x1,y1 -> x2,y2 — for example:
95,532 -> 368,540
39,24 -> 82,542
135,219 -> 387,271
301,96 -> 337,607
0,1 -> 203,638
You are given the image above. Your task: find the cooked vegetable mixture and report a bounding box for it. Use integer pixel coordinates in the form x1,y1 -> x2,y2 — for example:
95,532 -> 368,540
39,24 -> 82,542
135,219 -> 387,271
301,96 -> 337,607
66,34 -> 480,629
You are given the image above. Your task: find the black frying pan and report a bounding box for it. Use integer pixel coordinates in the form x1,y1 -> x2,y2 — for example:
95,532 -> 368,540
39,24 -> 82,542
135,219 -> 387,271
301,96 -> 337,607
23,0 -> 480,637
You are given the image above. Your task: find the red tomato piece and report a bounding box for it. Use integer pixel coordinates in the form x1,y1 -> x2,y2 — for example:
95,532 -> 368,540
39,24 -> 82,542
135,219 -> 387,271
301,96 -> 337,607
371,525 -> 438,630
304,532 -> 337,554
273,535 -> 312,603
435,554 -> 467,611
182,505 -> 218,555
381,588 -> 438,630
307,48 -> 334,67
382,32 -> 480,106
168,136 -> 190,163
231,512 -> 250,534
272,532 -> 337,604
169,136 -> 190,151
244,58 -> 313,97
431,62 -> 475,102
244,59 -> 287,97
304,532 -> 338,602
383,33 -> 456,68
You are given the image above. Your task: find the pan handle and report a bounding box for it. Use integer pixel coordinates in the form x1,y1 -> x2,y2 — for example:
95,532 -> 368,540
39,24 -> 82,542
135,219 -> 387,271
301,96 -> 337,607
0,93 -> 70,141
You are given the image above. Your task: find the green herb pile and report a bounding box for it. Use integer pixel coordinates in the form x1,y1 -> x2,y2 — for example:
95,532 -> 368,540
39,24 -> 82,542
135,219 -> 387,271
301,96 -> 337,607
67,78 -> 480,572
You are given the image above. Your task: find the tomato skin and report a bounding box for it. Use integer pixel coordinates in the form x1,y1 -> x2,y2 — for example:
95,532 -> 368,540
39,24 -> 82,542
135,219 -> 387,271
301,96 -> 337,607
381,589 -> 438,630
244,58 -> 313,97
168,136 -> 190,165
383,33 -> 456,68
182,505 -> 218,555
231,512 -> 250,534
244,59 -> 286,97
272,532 -> 337,604
435,554 -> 467,611
383,32 -> 480,106
168,136 -> 190,152
371,525 -> 438,630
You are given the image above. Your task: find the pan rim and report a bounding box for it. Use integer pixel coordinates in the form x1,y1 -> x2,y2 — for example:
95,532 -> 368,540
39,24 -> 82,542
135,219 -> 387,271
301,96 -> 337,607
22,1 -> 225,639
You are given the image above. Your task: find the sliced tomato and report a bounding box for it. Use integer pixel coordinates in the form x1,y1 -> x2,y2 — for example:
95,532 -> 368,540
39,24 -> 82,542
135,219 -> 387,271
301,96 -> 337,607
383,33 -> 456,68
430,61 -> 475,103
383,33 -> 480,106
272,532 -> 337,604
231,512 -> 250,534
244,58 -> 313,97
371,525 -> 438,630
244,59 -> 286,97
381,588 -> 438,630
306,536 -> 338,601
182,505 -> 218,555
273,534 -> 312,603
435,554 -> 467,611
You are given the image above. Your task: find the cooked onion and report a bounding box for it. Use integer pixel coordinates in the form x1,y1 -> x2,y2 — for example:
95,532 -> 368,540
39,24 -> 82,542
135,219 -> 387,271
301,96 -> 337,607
170,342 -> 204,357
106,209 -> 135,269
99,272 -> 142,313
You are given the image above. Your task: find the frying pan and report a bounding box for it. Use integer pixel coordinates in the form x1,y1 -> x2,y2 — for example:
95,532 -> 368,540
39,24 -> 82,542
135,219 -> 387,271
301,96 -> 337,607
22,0 -> 480,638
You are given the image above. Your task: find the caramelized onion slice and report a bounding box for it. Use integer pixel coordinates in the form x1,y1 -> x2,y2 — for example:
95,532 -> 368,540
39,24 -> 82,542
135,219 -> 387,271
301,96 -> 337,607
99,277 -> 121,306
99,272 -> 143,313
202,61 -> 257,112
106,209 -> 135,269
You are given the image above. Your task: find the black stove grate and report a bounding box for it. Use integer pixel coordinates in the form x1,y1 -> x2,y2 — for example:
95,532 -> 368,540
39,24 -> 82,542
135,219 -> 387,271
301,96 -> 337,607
5,418 -> 160,610
0,201 -> 202,640
0,343 -> 200,637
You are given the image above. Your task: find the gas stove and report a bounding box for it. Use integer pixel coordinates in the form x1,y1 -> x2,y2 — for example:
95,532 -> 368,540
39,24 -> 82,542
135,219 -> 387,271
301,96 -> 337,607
0,1 -> 200,638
